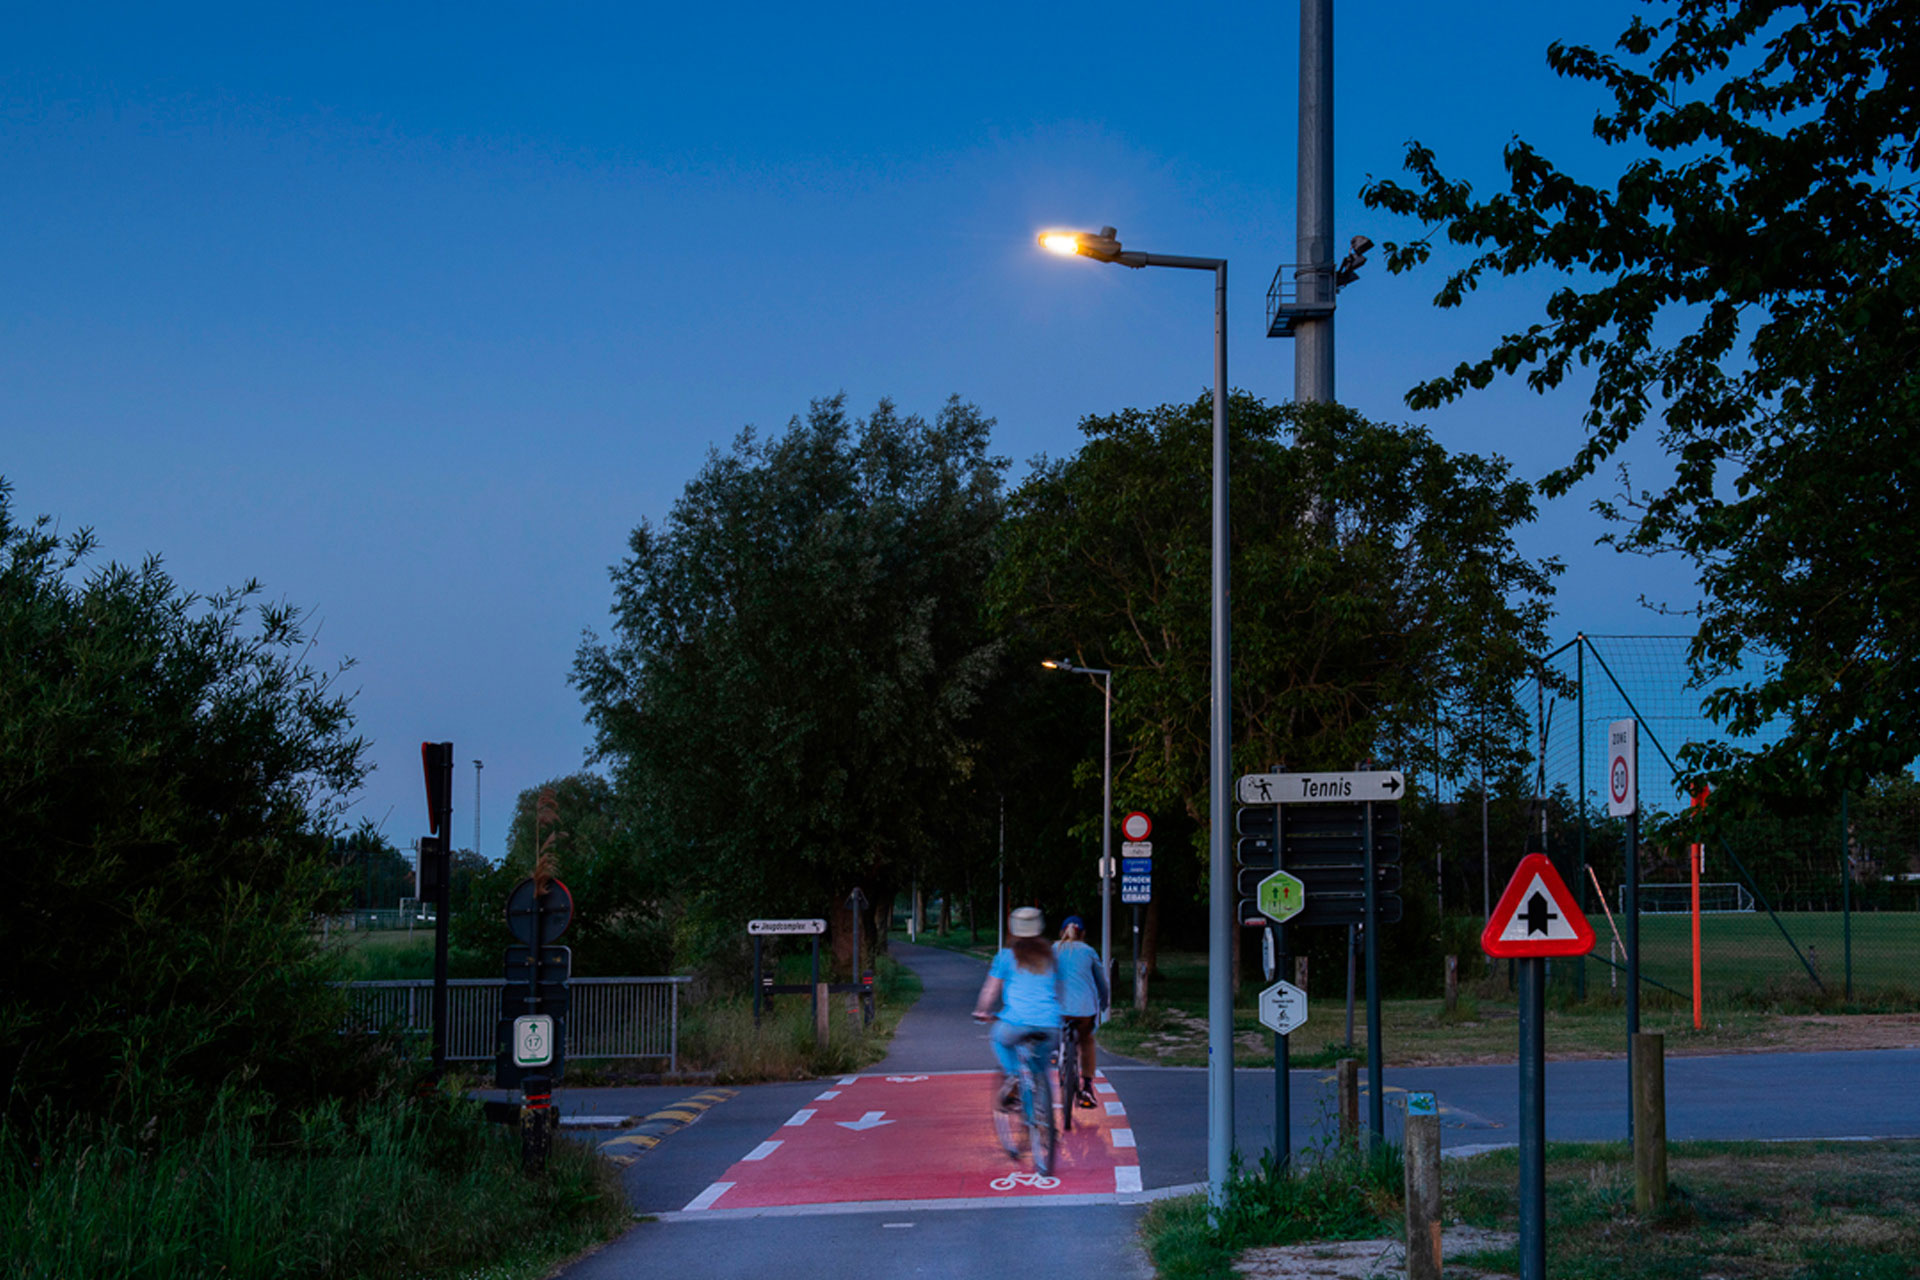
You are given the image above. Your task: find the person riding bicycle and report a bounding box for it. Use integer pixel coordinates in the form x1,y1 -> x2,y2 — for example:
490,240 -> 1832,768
1053,915 -> 1108,1108
972,906 -> 1063,1112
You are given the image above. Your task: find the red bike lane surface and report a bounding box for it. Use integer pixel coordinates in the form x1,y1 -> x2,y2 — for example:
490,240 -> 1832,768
678,1069 -> 1141,1213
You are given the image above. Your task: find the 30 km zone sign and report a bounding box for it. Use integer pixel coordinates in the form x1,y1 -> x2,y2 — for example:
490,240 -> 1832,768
1607,720 -> 1637,817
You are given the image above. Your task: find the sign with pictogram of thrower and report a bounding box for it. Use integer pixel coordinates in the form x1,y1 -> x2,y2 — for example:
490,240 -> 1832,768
1482,853 -> 1595,958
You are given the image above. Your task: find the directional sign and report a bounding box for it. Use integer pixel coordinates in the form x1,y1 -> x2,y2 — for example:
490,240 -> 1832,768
1482,853 -> 1595,958
1257,980 -> 1308,1035
1607,720 -> 1637,817
1237,865 -> 1401,897
512,1014 -> 555,1068
1236,771 -> 1405,805
748,918 -> 828,935
1257,870 -> 1305,924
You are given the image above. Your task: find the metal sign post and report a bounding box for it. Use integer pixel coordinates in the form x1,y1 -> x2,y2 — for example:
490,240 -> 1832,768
1608,719 -> 1640,1142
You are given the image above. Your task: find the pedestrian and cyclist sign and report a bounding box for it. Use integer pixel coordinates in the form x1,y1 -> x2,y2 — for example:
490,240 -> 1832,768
1482,854 -> 1595,958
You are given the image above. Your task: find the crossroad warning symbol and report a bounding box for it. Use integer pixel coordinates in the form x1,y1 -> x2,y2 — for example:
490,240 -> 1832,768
1481,853 -> 1595,958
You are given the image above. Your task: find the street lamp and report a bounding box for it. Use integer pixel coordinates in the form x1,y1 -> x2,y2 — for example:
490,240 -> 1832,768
1042,658 -> 1113,980
1039,225 -> 1233,1210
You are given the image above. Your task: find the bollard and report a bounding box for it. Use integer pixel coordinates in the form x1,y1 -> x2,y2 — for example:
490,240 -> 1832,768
1444,954 -> 1459,1014
1337,1058 -> 1360,1149
815,982 -> 831,1046
520,1075 -> 554,1176
1403,1096 -> 1442,1280
1632,1031 -> 1668,1212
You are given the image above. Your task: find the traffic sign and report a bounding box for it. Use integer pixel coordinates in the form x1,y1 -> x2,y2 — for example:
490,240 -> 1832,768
1607,720 -> 1637,817
1257,870 -> 1305,924
1120,857 -> 1152,905
748,918 -> 828,935
1121,811 -> 1153,841
1257,980 -> 1308,1035
1236,771 -> 1405,805
1121,840 -> 1152,858
1237,864 -> 1401,897
505,877 -> 573,946
512,1014 -> 556,1068
1482,853 -> 1595,958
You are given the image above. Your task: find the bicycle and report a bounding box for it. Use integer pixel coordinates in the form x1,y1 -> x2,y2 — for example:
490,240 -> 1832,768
1056,1019 -> 1081,1133
978,1017 -> 1057,1177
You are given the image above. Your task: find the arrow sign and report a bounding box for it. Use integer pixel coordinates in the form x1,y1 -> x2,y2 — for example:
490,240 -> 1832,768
1236,771 -> 1405,805
837,1111 -> 893,1131
1257,980 -> 1308,1035
1482,853 -> 1595,958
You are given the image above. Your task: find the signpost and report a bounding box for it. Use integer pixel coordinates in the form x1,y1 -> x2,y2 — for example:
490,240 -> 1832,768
1483,853 -> 1595,1280
420,741 -> 455,1076
748,918 -> 828,935
1607,718 -> 1642,1143
1234,769 -> 1407,1160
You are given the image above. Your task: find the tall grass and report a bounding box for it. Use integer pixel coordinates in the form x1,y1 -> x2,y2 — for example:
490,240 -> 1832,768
679,955 -> 922,1082
3,1082 -> 628,1280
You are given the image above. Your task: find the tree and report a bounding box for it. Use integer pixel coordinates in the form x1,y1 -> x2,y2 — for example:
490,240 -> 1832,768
1360,0 -> 1920,805
573,396 -> 1006,973
335,821 -> 414,909
992,396 -> 1556,835
0,480 -> 368,1126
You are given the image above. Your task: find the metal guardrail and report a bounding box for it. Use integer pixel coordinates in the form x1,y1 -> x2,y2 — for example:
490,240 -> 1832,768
340,977 -> 691,1071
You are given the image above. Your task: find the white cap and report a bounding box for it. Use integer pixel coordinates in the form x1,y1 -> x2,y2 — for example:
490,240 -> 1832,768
1009,907 -> 1044,938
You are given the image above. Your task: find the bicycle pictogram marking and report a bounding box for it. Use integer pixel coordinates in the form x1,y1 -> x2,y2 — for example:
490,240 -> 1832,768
989,1170 -> 1061,1191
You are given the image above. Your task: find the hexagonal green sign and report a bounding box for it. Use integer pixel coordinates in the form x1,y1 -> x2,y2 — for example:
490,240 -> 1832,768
1257,870 -> 1305,923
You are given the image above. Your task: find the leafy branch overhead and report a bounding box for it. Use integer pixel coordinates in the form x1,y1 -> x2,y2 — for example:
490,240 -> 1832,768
1360,0 -> 1920,802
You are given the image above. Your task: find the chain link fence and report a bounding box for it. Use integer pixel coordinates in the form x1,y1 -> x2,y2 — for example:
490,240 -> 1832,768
1527,635 -> 1920,1006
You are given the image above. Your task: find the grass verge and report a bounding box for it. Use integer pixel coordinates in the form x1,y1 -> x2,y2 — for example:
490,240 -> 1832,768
1141,1139 -> 1920,1279
2,1081 -> 629,1280
676,953 -> 923,1083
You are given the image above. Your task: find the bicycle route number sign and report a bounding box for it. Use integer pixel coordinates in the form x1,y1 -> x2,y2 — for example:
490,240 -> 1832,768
512,1014 -> 555,1068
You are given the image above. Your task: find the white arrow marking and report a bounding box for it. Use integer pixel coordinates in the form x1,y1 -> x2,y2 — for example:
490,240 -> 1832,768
837,1111 -> 894,1131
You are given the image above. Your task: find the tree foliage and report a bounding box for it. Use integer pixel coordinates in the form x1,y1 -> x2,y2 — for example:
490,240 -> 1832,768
990,396 -> 1558,856
573,396 -> 1005,971
0,480 -> 368,1125
1360,0 -> 1920,803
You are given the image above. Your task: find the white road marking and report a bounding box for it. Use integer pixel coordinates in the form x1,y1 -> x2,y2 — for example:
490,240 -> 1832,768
1105,1101 -> 1126,1117
882,1222 -> 915,1229
682,1181 -> 734,1211
785,1109 -> 816,1126
1094,1081 -> 1117,1095
815,1089 -> 841,1100
742,1141 -> 783,1161
1115,1166 -> 1143,1194
837,1111 -> 894,1131
838,1075 -> 859,1085
1112,1128 -> 1136,1148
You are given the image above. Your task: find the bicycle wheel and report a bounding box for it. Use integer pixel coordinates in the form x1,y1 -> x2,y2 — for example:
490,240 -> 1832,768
992,1085 -> 1020,1160
1027,1050 -> 1057,1176
1058,1024 -> 1079,1133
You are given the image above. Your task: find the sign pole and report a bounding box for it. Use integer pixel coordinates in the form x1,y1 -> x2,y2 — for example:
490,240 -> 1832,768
1363,798 -> 1383,1146
1518,955 -> 1546,1280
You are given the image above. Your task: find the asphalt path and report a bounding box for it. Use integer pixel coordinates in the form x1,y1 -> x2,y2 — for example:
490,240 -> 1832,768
543,943 -> 1920,1278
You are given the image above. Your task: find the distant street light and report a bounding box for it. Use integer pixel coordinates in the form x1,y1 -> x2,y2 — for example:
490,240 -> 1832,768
1038,225 -> 1234,1210
1042,658 -> 1113,979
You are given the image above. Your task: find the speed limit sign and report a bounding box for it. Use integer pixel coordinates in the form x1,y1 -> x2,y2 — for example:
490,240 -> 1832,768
1607,720 -> 1637,817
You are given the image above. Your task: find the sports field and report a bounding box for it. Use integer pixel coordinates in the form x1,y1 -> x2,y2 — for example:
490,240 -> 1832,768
1584,909 -> 1920,999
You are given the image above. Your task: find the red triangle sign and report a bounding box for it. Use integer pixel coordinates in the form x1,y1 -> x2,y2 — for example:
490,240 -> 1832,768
1482,853 -> 1595,958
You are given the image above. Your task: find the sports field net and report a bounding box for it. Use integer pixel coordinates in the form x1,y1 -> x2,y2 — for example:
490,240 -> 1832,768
1520,635 -> 1920,1003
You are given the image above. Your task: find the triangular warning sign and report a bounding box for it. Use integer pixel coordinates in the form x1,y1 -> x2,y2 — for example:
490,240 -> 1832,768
1482,853 -> 1595,958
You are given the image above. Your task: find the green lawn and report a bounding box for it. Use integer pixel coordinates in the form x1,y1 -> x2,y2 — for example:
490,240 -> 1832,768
1625,909 -> 1920,999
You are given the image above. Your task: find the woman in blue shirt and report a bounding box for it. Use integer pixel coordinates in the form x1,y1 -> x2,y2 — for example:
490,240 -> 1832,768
1052,915 -> 1109,1108
972,906 -> 1063,1109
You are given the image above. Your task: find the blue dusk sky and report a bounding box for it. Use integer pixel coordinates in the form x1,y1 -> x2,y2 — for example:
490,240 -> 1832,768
3,2 -> 1698,858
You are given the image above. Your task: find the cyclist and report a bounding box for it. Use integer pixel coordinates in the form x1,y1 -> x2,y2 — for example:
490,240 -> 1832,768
1053,915 -> 1108,1109
972,906 -> 1063,1112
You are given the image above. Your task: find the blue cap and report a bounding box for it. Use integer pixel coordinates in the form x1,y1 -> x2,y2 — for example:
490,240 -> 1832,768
1062,915 -> 1085,930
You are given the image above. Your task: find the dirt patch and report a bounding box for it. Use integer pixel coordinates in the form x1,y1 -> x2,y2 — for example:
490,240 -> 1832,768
1234,1226 -> 1515,1279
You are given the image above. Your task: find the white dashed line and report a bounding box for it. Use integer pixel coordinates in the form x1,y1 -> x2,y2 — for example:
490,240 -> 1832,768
1114,1167 -> 1142,1194
785,1109 -> 817,1126
683,1181 -> 734,1211
1112,1128 -> 1136,1148
1094,1081 -> 1117,1095
838,1075 -> 859,1085
742,1141 -> 783,1161
1105,1101 -> 1126,1117
815,1090 -> 841,1100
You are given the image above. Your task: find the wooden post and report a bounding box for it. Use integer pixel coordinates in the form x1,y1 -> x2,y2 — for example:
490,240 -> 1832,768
1337,1058 -> 1360,1149
1293,954 -> 1309,993
1444,954 -> 1459,1013
1632,1031 -> 1667,1213
1404,1107 -> 1442,1280
814,982 -> 831,1047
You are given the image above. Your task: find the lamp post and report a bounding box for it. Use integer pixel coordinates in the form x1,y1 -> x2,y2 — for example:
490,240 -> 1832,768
1039,225 -> 1232,1210
1042,659 -> 1113,979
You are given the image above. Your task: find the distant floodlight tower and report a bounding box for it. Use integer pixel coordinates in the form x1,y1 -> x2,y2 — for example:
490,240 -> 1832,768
473,760 -> 484,858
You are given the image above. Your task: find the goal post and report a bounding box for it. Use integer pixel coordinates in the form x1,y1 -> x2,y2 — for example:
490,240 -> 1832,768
1621,882 -> 1756,914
